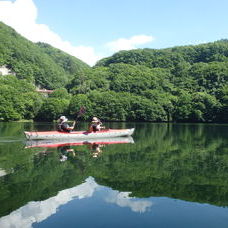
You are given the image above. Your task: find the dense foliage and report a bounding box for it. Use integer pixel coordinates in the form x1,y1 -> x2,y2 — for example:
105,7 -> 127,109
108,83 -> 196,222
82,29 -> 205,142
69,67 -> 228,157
66,48 -> 228,122
0,22 -> 89,89
0,75 -> 43,121
0,22 -> 227,122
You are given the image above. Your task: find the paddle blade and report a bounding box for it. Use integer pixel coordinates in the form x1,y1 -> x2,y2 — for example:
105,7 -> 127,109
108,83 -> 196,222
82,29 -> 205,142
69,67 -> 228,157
76,106 -> 86,119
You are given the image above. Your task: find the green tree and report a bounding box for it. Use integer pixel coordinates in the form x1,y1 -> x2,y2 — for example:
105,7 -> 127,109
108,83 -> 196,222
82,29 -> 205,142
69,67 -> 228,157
36,98 -> 70,121
49,88 -> 71,100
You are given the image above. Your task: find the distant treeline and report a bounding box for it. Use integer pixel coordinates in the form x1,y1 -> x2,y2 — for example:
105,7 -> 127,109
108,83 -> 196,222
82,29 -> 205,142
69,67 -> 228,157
0,22 -> 227,122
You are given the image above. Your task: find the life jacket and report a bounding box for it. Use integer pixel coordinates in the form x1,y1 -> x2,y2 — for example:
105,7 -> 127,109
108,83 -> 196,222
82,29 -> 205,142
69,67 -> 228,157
91,121 -> 102,132
58,122 -> 71,132
57,123 -> 63,131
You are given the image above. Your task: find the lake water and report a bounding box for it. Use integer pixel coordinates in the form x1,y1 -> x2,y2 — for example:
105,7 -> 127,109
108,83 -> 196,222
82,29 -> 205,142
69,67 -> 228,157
0,122 -> 228,228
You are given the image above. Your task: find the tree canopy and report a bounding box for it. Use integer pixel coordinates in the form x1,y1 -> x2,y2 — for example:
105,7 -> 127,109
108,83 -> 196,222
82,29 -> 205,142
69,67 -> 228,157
0,22 -> 89,89
0,22 -> 227,122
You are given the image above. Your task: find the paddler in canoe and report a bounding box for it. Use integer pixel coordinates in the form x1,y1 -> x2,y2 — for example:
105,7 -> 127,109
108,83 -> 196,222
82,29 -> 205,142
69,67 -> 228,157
57,107 -> 86,132
57,115 -> 105,133
57,116 -> 75,132
89,117 -> 105,132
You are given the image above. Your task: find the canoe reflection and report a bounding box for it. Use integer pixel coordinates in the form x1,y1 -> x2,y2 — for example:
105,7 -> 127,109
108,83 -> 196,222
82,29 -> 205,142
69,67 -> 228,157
25,136 -> 134,148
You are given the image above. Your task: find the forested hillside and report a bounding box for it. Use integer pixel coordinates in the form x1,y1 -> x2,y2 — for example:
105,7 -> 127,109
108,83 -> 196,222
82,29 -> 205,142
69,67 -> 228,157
67,40 -> 228,122
0,22 -> 227,122
0,22 -> 89,89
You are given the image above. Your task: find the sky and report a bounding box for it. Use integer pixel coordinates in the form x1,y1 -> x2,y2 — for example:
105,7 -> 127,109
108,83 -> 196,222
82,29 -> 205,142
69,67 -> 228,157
0,0 -> 228,66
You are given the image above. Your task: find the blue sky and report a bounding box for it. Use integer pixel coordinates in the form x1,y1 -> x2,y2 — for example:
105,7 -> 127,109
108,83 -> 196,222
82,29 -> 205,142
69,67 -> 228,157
0,0 -> 228,65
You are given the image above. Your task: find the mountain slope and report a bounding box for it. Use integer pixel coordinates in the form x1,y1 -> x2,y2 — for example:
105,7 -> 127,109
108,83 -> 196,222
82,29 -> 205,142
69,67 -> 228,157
66,40 -> 227,122
0,22 -> 90,89
96,40 -> 228,68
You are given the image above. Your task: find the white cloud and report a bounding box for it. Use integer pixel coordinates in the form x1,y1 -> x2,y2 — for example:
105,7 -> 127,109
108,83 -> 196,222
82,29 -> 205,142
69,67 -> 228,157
106,35 -> 154,52
105,191 -> 153,213
0,177 -> 98,228
0,0 -> 155,66
0,0 -> 100,66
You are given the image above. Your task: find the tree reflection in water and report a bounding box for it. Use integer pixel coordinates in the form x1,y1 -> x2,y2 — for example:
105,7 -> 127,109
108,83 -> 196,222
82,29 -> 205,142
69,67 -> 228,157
0,122 -> 227,219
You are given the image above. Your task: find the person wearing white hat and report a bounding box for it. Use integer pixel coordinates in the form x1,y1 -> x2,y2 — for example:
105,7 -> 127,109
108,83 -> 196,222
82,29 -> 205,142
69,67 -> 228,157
89,117 -> 104,132
57,116 -> 75,132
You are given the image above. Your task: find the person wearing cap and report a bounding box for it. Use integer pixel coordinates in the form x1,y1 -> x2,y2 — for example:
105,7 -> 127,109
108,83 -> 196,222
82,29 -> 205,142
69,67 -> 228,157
57,116 -> 75,132
89,117 -> 104,132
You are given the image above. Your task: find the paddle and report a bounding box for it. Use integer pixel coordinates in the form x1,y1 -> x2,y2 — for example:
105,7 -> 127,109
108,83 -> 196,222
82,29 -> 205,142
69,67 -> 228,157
72,106 -> 86,128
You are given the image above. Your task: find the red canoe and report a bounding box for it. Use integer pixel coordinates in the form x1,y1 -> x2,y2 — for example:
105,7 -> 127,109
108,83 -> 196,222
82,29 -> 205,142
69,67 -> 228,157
24,128 -> 135,140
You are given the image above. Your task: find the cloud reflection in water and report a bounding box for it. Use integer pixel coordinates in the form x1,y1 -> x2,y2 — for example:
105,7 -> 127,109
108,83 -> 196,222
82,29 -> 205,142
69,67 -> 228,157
105,191 -> 152,213
0,177 -> 98,228
0,177 -> 153,227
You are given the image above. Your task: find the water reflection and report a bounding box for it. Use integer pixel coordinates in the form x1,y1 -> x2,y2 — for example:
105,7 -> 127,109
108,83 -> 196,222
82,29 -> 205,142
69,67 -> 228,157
25,137 -> 134,160
0,177 -> 153,228
105,191 -> 152,213
0,168 -> 7,177
0,122 -> 228,227
59,146 -> 76,162
0,177 -> 99,228
25,137 -> 134,148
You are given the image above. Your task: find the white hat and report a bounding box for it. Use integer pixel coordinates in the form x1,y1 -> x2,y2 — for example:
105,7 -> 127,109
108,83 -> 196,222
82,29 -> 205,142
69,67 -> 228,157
59,116 -> 68,122
92,117 -> 99,122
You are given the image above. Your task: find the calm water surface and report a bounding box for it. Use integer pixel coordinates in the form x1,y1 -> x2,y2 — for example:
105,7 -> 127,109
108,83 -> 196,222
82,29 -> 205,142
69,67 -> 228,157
0,122 -> 228,228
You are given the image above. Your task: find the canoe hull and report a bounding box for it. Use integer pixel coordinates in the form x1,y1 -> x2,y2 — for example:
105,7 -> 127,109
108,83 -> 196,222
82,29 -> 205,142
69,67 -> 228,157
24,128 -> 135,140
